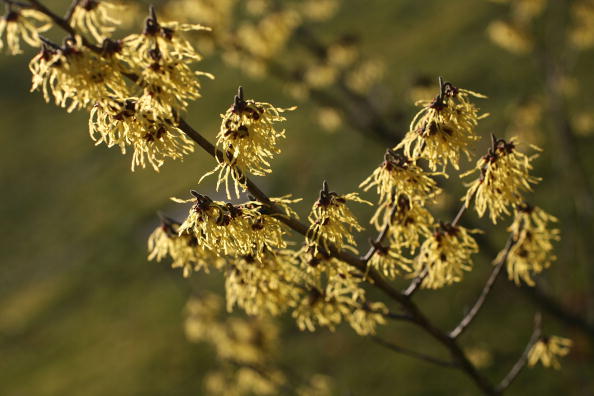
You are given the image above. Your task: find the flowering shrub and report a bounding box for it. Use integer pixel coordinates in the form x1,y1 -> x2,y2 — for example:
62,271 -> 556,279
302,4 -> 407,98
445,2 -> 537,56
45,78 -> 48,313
1,0 -> 583,394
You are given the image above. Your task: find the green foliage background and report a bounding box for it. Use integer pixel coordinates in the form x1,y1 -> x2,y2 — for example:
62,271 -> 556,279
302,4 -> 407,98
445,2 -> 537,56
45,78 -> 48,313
1,0 -> 593,395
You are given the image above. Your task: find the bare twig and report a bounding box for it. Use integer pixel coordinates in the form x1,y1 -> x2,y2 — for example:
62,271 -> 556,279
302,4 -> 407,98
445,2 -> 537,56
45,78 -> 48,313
372,336 -> 458,369
362,204 -> 398,262
63,0 -> 79,23
496,313 -> 542,392
450,234 -> 515,339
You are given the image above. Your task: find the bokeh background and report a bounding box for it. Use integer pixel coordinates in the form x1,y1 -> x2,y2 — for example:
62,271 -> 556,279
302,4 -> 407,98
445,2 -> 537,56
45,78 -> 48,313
1,0 -> 593,394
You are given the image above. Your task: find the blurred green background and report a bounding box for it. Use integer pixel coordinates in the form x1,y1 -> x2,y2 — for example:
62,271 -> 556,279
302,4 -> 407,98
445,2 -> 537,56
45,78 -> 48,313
1,0 -> 593,395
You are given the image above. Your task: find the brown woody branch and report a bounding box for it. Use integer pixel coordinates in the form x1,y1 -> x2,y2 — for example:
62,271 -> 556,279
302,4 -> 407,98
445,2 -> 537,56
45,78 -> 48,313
449,233 -> 515,339
371,336 -> 458,369
496,313 -> 542,392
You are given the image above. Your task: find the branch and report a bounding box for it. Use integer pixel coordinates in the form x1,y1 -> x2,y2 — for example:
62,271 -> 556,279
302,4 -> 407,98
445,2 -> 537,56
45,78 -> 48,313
496,313 -> 542,393
29,3 -> 498,394
449,233 -> 515,339
404,201 -> 470,297
372,336 -> 458,369
361,204 -> 398,262
63,0 -> 79,24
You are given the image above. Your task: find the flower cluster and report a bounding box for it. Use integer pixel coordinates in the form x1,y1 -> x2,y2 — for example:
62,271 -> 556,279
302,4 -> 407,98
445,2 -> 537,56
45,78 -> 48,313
306,182 -> 370,254
413,223 -> 479,289
30,37 -> 129,112
123,10 -> 212,116
89,98 -> 195,170
528,335 -> 573,369
225,250 -> 304,316
462,137 -> 541,224
185,293 -> 333,396
69,0 -> 122,43
201,88 -> 295,198
360,149 -> 440,229
292,273 -> 387,335
501,204 -> 560,286
175,191 -> 288,259
570,0 -> 594,49
0,6 -> 51,55
22,5 -> 214,171
396,82 -> 487,171
147,216 -> 223,277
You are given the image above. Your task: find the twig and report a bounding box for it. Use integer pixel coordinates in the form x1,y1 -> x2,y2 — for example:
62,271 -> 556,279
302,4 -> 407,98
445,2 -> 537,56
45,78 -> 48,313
372,336 -> 458,369
449,233 -> 515,339
403,267 -> 428,297
451,202 -> 468,228
27,0 -> 100,52
63,0 -> 79,24
361,204 -> 398,262
496,313 -> 542,392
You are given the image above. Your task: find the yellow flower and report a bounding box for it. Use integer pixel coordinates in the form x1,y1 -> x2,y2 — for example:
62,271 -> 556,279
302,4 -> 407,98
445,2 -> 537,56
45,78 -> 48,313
360,150 -> 440,230
501,204 -> 560,286
184,293 -> 288,395
134,47 -> 213,117
487,20 -> 533,54
387,194 -> 434,253
29,37 -> 129,112
413,223 -> 479,289
396,82 -> 487,171
235,10 -> 301,60
570,0 -> 594,49
528,336 -> 572,369
225,250 -> 303,316
69,0 -> 123,43
89,98 -> 195,171
124,7 -> 209,63
147,216 -> 223,277
0,7 -> 51,55
292,275 -> 386,335
462,137 -> 541,224
306,183 -> 370,254
201,89 -> 295,198
367,241 -> 412,279
175,191 -> 288,259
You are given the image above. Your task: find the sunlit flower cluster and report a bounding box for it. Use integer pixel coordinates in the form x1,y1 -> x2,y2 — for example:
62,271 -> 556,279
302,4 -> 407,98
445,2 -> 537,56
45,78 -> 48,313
69,0 -> 122,43
306,183 -> 370,254
184,293 -> 286,396
295,244 -> 388,335
148,217 -> 224,277
0,6 -> 51,55
29,37 -> 128,112
175,191 -> 288,259
185,293 -> 333,396
462,137 -> 541,224
90,98 -> 195,170
122,12 -> 213,116
367,239 -> 412,280
501,204 -> 560,286
360,149 -> 440,229
528,335 -> 572,369
225,250 -> 303,316
202,91 -> 295,198
413,223 -> 479,289
396,82 -> 487,171
292,276 -> 387,335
